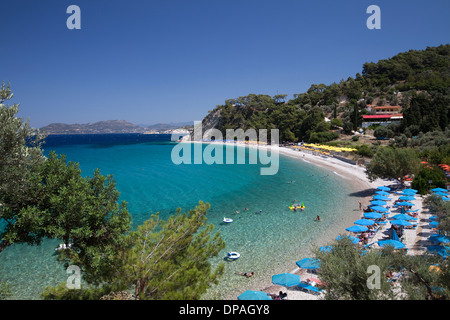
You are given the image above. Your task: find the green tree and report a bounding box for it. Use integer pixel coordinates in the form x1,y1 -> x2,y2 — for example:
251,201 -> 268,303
411,166 -> 447,195
299,107 -> 325,141
43,202 -> 226,300
35,152 -> 132,284
0,82 -> 47,253
117,201 -> 225,299
314,238 -> 395,300
365,147 -> 421,185
330,118 -> 343,128
314,237 -> 449,300
0,281 -> 12,300
273,94 -> 288,104
424,195 -> 450,236
374,126 -> 394,139
356,144 -> 376,158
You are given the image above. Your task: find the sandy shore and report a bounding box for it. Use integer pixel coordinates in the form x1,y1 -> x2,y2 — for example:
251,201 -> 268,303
187,140 -> 431,300
258,144 -> 431,300
258,145 -> 384,300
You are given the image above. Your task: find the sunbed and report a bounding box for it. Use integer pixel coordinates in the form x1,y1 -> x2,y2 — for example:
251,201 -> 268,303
297,282 -> 323,295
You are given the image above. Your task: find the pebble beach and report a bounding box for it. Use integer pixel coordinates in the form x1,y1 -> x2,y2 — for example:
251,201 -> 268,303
250,144 -> 432,300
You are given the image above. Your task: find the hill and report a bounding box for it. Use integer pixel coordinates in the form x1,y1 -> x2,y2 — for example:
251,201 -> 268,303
199,44 -> 450,143
41,120 -> 146,134
144,121 -> 193,131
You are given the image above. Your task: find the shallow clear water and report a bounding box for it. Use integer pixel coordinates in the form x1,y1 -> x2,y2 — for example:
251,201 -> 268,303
0,139 -> 361,299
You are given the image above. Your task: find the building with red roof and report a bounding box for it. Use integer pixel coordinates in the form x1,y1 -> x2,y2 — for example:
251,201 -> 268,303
362,105 -> 403,128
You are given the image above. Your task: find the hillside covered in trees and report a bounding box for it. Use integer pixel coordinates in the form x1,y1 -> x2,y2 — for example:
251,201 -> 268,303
201,44 -> 450,144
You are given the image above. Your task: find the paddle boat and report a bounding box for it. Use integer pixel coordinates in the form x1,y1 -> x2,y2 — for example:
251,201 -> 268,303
226,252 -> 240,260
223,217 -> 233,223
289,202 -> 305,210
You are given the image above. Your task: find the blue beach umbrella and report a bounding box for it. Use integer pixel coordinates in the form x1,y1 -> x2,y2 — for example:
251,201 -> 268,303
319,246 -> 332,253
355,219 -> 375,226
391,220 -> 413,227
375,191 -> 390,196
346,225 -> 369,233
428,234 -> 450,244
401,190 -> 417,196
377,186 -> 391,191
427,245 -> 449,259
431,188 -> 447,193
296,258 -> 320,270
378,240 -> 406,249
336,235 -> 360,244
373,195 -> 391,201
238,290 -> 272,300
390,229 -> 400,241
443,197 -> 450,201
399,195 -> 415,201
364,211 -> 382,219
272,273 -> 301,287
391,214 -> 416,221
371,200 -> 387,206
429,215 -> 438,221
434,192 -> 449,196
430,221 -> 439,228
370,206 -> 389,213
396,202 -> 415,207
402,188 -> 418,194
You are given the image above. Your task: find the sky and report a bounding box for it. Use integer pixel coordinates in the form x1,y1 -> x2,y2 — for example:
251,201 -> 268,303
1,0 -> 449,128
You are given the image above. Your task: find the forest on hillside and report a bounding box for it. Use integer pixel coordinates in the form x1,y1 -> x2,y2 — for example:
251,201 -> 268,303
202,44 -> 450,144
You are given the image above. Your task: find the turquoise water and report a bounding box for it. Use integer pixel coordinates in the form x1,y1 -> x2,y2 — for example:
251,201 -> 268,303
0,141 -> 360,299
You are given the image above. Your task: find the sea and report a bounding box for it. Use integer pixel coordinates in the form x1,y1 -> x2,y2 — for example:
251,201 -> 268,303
0,133 -> 362,300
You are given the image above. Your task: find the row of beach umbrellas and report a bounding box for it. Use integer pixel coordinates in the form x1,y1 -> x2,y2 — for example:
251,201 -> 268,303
346,185 -> 395,233
431,187 -> 449,201
345,185 -> 421,246
238,187 -> 448,300
427,189 -> 449,257
426,189 -> 449,257
238,260 -> 320,300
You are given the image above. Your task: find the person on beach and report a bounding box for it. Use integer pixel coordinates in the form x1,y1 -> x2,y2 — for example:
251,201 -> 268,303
236,271 -> 254,278
278,291 -> 287,299
315,215 -> 321,221
359,200 -> 362,210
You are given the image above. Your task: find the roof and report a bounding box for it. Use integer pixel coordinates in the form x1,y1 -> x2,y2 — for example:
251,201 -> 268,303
363,113 -> 403,120
363,115 -> 392,119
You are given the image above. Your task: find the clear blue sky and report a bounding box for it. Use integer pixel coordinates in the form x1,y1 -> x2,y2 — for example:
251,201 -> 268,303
1,0 -> 449,128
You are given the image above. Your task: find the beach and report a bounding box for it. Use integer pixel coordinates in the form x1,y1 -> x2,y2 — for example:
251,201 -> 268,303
211,142 -> 431,300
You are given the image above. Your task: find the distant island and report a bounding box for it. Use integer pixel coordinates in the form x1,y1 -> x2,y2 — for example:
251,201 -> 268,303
40,120 -> 193,135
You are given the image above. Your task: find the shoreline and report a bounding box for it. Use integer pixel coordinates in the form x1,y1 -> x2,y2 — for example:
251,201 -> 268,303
187,140 -> 429,300
263,145 -> 430,300
261,144 -> 389,300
